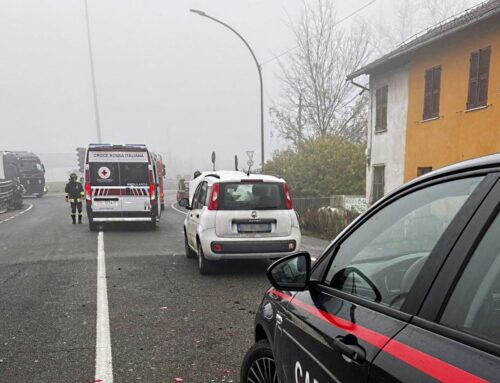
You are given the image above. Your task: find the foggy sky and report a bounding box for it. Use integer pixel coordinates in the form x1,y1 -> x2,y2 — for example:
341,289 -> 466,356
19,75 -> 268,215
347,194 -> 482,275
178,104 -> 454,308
0,0 -> 481,176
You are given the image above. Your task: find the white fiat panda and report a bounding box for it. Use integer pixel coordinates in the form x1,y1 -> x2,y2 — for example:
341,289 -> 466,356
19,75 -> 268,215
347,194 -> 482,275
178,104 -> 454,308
180,171 -> 302,274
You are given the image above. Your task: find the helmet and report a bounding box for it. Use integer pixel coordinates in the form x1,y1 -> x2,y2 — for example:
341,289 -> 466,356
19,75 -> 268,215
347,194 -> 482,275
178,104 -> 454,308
193,170 -> 201,179
70,173 -> 78,181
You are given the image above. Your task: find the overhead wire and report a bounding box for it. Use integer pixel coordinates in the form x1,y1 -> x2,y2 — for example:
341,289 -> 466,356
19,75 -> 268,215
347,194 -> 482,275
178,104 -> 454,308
260,0 -> 378,67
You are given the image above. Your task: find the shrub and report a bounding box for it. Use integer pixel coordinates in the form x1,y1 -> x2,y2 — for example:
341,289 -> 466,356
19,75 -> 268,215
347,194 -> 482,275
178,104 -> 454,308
265,135 -> 365,197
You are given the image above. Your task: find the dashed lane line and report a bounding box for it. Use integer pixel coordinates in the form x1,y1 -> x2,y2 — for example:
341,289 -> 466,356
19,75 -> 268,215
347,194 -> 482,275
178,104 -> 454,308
0,203 -> 33,224
95,231 -> 113,383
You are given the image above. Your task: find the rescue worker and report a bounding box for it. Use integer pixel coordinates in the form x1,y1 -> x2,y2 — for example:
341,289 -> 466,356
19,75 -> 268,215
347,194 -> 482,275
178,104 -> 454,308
11,177 -> 25,210
65,173 -> 85,224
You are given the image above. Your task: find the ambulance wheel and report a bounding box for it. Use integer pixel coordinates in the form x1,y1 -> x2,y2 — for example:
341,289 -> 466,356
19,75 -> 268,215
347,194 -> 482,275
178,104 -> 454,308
89,222 -> 97,232
240,340 -> 277,383
149,221 -> 157,231
197,242 -> 214,275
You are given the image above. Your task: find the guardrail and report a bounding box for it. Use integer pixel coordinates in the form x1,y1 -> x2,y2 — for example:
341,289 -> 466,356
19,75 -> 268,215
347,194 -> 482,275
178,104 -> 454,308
0,179 -> 13,212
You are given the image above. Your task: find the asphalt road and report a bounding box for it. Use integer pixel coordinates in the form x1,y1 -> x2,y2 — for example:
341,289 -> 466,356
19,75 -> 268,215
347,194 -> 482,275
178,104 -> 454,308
0,193 -> 329,383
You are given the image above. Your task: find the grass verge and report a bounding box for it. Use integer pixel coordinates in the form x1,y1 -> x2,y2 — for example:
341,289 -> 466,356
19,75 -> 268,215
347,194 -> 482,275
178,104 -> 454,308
45,181 -> 66,194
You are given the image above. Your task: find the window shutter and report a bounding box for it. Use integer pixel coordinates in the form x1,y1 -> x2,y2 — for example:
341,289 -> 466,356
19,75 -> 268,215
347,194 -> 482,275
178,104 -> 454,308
423,69 -> 433,119
381,87 -> 387,130
477,47 -> 491,106
432,66 -> 441,117
375,88 -> 381,130
417,167 -> 433,176
467,51 -> 480,109
375,87 -> 388,132
371,165 -> 385,203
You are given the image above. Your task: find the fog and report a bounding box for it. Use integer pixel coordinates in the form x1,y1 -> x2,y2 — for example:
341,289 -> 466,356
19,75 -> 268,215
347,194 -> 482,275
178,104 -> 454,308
0,0 -> 481,179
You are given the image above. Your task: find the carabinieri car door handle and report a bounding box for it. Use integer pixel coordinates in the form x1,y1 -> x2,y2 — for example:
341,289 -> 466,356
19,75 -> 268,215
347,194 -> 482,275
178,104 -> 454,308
332,334 -> 366,364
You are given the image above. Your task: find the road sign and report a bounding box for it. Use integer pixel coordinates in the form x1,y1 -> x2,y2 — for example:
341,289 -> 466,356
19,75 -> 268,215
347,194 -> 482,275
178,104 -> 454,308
246,151 -> 254,168
211,151 -> 216,171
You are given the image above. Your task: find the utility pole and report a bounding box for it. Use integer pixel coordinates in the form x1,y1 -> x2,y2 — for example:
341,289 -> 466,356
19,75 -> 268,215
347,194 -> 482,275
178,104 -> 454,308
84,0 -> 102,143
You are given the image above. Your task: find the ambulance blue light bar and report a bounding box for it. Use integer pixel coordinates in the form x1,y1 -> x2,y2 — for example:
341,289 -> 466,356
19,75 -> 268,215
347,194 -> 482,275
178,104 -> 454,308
88,144 -> 111,148
88,144 -> 147,149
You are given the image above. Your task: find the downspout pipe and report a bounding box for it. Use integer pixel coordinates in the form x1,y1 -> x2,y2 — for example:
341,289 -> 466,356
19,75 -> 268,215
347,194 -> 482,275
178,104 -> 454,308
349,79 -> 369,94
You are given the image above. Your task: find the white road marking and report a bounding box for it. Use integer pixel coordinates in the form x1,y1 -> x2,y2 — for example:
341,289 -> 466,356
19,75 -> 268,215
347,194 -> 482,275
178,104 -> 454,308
170,202 -> 187,215
0,203 -> 33,224
95,231 -> 113,383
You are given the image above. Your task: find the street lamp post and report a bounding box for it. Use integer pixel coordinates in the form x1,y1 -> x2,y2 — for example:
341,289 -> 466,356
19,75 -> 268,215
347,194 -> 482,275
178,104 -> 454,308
190,9 -> 265,171
84,0 -> 102,144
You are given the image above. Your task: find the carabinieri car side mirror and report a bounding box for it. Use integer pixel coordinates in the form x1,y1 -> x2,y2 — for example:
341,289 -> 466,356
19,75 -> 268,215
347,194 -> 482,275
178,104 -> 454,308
267,252 -> 311,291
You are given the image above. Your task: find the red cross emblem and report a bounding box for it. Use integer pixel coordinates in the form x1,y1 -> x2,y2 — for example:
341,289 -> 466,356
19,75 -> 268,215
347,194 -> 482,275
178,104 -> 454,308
98,166 -> 111,179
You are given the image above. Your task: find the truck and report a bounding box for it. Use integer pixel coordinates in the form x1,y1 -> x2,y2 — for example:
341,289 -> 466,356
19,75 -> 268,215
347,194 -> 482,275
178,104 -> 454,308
177,178 -> 189,203
152,152 -> 166,210
1,151 -> 46,197
0,152 -> 24,211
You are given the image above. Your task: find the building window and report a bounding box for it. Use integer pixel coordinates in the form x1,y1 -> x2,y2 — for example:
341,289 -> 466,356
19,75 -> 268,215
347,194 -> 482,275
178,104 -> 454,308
467,47 -> 491,110
375,86 -> 388,132
372,165 -> 385,203
417,167 -> 433,176
423,66 -> 441,120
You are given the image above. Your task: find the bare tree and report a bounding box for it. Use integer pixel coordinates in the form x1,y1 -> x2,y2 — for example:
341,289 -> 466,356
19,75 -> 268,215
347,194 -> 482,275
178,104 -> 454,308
370,1 -> 423,56
271,0 -> 371,146
270,101 -> 305,148
371,0 -> 471,55
422,0 -> 472,25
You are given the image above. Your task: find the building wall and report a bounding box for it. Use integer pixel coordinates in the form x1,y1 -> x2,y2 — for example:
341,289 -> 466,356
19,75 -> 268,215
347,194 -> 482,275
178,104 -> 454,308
405,16 -> 500,181
367,65 -> 409,201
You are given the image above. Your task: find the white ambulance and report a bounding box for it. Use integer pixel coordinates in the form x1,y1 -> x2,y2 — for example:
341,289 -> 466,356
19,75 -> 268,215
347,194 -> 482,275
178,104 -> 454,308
84,144 -> 161,231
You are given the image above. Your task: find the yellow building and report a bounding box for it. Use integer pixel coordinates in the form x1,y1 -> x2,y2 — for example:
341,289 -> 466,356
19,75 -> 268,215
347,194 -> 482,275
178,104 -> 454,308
348,0 -> 500,202
405,7 -> 500,181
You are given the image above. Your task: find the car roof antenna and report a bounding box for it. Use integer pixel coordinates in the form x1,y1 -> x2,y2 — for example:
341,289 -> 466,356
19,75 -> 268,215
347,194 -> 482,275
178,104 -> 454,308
245,151 -> 254,177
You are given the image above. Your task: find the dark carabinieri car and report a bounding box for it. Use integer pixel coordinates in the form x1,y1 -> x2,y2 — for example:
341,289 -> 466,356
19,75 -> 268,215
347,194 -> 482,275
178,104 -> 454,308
241,154 -> 500,383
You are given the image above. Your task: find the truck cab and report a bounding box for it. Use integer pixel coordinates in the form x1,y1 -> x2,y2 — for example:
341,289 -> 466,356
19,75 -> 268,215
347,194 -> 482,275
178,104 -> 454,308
3,151 -> 46,197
